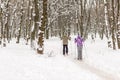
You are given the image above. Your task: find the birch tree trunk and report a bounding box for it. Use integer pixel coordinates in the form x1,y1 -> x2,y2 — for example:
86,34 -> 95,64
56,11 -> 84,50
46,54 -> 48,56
0,7 -> 3,45
116,0 -> 120,49
16,0 -> 24,43
80,0 -> 84,37
111,0 -> 116,50
30,0 -> 39,49
104,0 -> 110,39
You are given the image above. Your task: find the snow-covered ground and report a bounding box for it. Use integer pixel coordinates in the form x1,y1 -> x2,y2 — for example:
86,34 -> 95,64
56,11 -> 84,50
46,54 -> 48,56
0,36 -> 120,80
82,37 -> 120,79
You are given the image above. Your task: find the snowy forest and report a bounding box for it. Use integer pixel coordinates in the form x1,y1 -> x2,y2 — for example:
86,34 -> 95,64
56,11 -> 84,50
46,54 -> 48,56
0,0 -> 120,80
0,0 -> 120,52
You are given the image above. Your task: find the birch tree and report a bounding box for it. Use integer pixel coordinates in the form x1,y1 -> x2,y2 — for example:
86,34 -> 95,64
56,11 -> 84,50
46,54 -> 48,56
104,0 -> 111,39
116,0 -> 120,49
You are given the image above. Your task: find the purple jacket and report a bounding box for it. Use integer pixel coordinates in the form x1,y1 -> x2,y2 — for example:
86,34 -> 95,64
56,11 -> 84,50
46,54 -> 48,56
75,35 -> 83,46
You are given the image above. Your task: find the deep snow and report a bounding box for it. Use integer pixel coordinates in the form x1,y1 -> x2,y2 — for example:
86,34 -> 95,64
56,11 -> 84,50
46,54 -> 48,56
0,36 -> 120,80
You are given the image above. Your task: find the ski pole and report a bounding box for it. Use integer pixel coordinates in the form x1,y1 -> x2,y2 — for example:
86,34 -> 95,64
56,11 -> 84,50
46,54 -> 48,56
74,43 -> 77,59
83,43 -> 88,60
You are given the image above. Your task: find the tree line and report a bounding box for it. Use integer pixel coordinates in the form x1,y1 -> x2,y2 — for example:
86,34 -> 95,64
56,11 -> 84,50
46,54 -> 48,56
0,0 -> 119,53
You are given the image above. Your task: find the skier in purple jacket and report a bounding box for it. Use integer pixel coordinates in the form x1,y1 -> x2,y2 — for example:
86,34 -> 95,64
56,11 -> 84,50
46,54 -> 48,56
75,34 -> 84,60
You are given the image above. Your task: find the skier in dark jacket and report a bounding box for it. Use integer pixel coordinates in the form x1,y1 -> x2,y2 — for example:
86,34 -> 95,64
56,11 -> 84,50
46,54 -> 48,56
75,34 -> 84,60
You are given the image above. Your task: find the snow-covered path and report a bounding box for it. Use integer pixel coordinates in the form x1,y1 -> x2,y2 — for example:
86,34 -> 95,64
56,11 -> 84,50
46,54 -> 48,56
67,56 -> 119,80
0,42 -> 111,80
